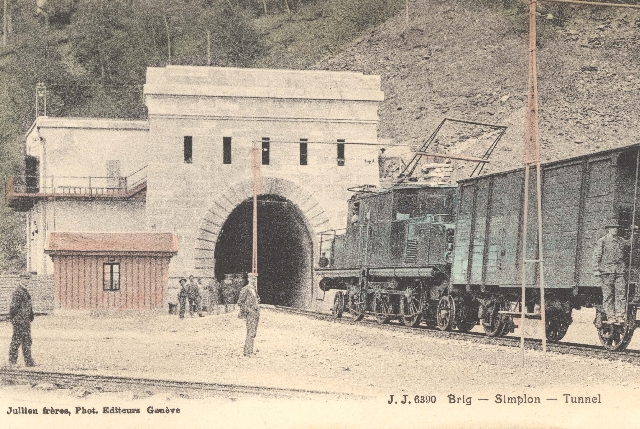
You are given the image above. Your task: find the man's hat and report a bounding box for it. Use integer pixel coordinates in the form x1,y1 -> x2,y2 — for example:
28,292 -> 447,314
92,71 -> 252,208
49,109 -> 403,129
605,224 -> 621,229
179,278 -> 187,283
19,273 -> 31,280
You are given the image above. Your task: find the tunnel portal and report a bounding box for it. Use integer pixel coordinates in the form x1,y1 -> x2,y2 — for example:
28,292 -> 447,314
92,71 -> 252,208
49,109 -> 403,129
214,194 -> 313,307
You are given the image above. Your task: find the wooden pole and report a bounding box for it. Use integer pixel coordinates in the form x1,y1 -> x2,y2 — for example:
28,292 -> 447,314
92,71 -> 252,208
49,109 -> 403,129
536,163 -> 547,353
252,141 -> 260,275
206,30 -> 211,66
406,0 -> 409,27
163,13 -> 171,62
525,0 -> 539,166
3,0 -> 7,47
521,164 -> 530,364
524,0 -> 547,354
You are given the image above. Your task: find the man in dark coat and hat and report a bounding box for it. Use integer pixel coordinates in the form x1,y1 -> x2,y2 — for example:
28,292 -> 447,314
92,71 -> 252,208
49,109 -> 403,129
8,273 -> 35,367
178,278 -> 188,319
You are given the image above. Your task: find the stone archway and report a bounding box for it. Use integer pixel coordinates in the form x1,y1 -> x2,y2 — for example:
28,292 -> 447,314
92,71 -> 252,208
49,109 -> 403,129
194,177 -> 331,308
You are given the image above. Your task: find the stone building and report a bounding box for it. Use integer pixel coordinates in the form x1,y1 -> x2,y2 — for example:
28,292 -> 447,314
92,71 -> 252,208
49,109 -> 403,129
7,65 -> 384,310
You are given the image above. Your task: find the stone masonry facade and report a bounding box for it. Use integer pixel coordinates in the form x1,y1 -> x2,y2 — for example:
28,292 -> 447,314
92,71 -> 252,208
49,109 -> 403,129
22,65 -> 384,310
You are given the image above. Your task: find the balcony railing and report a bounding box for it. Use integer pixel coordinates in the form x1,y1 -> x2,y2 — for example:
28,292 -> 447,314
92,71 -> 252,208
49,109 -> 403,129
7,166 -> 147,204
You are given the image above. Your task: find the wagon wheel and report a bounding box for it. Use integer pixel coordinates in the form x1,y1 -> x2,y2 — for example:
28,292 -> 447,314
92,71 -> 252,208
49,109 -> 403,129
373,294 -> 391,324
545,313 -> 572,343
332,292 -> 345,319
350,291 -> 366,322
436,295 -> 454,331
399,295 -> 423,327
596,306 -> 636,351
481,299 -> 507,337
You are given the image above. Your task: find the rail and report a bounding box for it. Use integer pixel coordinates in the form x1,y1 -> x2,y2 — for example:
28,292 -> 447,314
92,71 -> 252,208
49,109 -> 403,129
0,368 -> 356,399
269,306 -> 640,364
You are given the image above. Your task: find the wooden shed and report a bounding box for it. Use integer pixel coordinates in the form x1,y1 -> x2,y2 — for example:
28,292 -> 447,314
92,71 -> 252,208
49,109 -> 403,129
45,232 -> 178,310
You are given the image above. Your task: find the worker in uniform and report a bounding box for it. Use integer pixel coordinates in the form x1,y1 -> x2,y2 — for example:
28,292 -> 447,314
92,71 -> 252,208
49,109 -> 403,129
237,274 -> 260,356
593,224 -> 631,324
178,278 -> 188,319
8,273 -> 35,367
187,275 -> 203,317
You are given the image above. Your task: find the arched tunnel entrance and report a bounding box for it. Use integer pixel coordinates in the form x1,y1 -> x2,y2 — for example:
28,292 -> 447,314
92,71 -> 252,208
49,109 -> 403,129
214,195 -> 314,307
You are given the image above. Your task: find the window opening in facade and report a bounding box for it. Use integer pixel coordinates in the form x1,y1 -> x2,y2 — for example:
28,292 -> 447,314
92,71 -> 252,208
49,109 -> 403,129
184,136 -> 193,164
300,139 -> 308,165
223,137 -> 232,164
262,138 -> 270,165
337,140 -> 345,166
103,262 -> 120,291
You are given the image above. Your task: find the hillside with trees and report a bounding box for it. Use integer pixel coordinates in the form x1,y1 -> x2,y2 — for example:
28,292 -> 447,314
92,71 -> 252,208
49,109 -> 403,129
1,0 -> 639,270
0,0 -> 405,271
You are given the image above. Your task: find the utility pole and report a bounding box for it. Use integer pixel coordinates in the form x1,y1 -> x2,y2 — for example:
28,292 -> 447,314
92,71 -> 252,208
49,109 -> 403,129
3,0 -> 7,47
406,0 -> 409,27
206,30 -> 211,66
519,0 -> 547,360
519,0 -> 640,360
251,141 -> 261,275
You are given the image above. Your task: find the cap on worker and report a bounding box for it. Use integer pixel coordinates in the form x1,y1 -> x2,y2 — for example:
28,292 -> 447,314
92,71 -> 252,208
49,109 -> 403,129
19,272 -> 31,280
605,224 -> 621,229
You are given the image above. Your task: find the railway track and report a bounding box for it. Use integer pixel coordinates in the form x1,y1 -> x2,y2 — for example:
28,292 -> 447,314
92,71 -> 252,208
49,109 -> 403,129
269,306 -> 640,365
0,369 -> 358,400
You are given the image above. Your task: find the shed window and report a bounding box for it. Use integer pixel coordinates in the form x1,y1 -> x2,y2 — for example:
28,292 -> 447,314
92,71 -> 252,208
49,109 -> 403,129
300,139 -> 308,165
103,262 -> 120,291
337,140 -> 345,166
184,136 -> 193,164
223,137 -> 232,164
262,137 -> 270,165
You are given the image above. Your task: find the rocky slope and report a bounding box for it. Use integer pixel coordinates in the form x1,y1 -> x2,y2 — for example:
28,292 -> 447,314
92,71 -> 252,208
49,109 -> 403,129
315,0 -> 640,175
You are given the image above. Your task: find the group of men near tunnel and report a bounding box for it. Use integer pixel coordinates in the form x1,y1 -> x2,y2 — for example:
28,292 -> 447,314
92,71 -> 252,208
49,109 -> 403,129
176,273 -> 260,356
6,224 -> 640,367
177,275 -> 205,318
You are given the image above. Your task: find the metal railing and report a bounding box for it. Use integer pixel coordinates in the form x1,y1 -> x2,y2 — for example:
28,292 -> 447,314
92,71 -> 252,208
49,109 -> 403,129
9,165 -> 148,197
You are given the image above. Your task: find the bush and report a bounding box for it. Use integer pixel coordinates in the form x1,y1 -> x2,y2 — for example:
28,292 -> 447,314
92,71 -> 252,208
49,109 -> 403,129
329,0 -> 405,42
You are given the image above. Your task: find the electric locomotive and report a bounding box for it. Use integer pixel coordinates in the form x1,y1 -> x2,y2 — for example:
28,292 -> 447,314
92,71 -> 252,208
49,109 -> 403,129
316,164 -> 460,328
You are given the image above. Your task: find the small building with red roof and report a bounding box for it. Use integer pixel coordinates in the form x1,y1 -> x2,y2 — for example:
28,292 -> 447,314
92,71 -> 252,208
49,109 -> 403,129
45,232 -> 178,310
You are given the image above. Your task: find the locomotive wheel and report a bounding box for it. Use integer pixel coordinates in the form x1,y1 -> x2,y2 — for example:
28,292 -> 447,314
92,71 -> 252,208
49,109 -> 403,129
332,292 -> 344,319
545,314 -> 571,343
436,295 -> 454,331
481,299 -> 507,337
399,296 -> 422,327
373,295 -> 391,324
351,291 -> 366,322
596,306 -> 636,351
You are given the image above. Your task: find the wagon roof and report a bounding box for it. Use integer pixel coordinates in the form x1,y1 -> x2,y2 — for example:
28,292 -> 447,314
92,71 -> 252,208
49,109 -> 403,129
45,232 -> 179,254
457,142 -> 640,184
